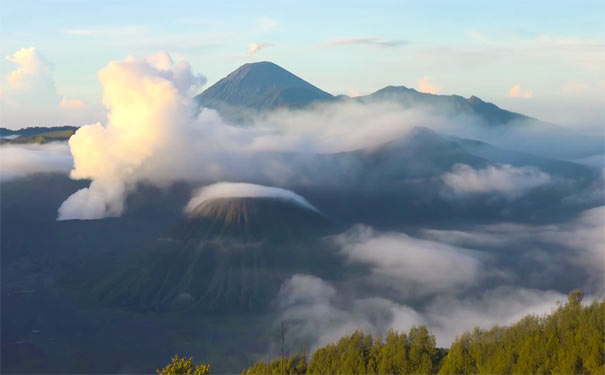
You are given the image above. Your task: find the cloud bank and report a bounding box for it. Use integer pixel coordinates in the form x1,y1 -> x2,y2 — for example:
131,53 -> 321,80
276,274 -> 424,350
442,163 -> 551,196
332,225 -> 482,294
53,51 -> 598,221
0,143 -> 73,181
274,205 -> 602,351
277,274 -> 568,350
54,52 -> 461,220
423,205 -> 605,293
185,182 -> 320,214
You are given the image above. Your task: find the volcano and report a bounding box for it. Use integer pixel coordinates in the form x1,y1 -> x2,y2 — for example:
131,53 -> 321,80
195,61 -> 334,112
68,196 -> 339,313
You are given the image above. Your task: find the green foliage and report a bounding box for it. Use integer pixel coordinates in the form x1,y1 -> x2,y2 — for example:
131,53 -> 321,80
157,354 -> 210,375
241,354 -> 307,375
241,291 -> 604,375
0,129 -> 75,145
243,327 -> 443,375
439,290 -> 605,375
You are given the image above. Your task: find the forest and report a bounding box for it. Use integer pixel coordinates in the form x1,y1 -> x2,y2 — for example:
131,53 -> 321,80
158,291 -> 604,374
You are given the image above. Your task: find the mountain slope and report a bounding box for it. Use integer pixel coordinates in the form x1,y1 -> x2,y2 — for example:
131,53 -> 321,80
194,61 -> 603,159
0,126 -> 78,144
69,197 -> 339,313
450,136 -> 595,180
195,61 -> 334,112
358,86 -> 528,125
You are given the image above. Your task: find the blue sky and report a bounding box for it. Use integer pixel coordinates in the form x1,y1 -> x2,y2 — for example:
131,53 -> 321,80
1,0 -> 603,131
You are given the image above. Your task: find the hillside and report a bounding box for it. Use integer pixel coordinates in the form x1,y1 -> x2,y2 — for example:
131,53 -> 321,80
240,291 -> 604,374
64,197 -> 339,313
0,126 -> 77,144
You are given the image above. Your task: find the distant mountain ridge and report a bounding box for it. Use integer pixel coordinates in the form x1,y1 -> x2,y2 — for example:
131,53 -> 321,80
194,61 -> 603,160
195,61 -> 527,126
0,125 -> 78,137
0,126 -> 78,145
359,86 -> 528,125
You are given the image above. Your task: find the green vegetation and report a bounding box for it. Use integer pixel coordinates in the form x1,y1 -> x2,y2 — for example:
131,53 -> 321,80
241,354 -> 307,375
439,291 -> 604,375
157,355 -> 210,375
240,291 -> 604,374
0,129 -> 75,144
243,327 -> 445,375
0,126 -> 78,144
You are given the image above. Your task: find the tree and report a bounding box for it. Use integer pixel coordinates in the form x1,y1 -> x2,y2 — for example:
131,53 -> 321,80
157,354 -> 210,375
242,291 -> 604,374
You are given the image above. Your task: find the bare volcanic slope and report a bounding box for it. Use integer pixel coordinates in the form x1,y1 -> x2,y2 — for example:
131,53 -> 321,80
66,191 -> 340,314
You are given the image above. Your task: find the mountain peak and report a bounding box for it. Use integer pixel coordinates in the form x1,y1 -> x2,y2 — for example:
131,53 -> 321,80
223,61 -> 304,87
196,61 -> 530,126
196,61 -> 334,112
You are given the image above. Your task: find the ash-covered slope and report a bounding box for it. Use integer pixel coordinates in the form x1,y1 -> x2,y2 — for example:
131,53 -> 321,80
72,197 -> 339,313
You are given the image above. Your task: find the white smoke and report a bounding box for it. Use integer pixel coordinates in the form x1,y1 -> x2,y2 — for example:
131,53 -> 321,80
57,52 -> 209,220
184,182 -> 320,214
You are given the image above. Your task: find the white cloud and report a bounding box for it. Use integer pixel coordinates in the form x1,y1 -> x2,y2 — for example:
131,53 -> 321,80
0,143 -> 73,181
509,84 -> 533,98
59,97 -> 85,109
423,206 -> 605,293
276,274 -> 569,350
276,274 -> 424,350
5,47 -> 54,91
184,182 -> 320,215
417,76 -> 440,94
1,47 -> 103,129
248,42 -> 271,56
51,51 -> 591,220
425,287 -> 567,346
346,88 -> 363,97
321,37 -> 407,49
3,47 -> 57,106
442,163 -> 551,196
55,54 -> 495,221
332,225 -> 482,294
250,102 -> 451,153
